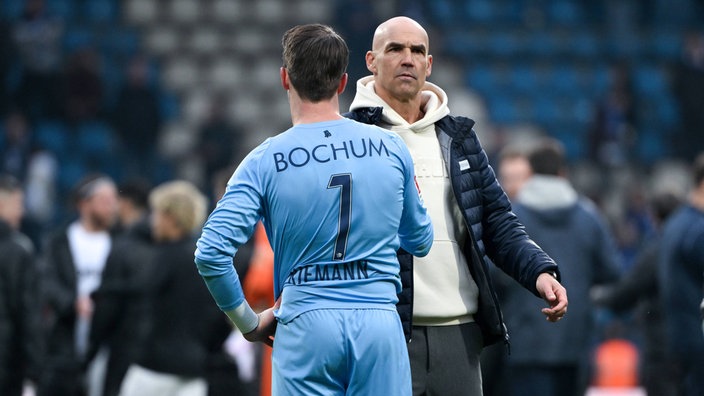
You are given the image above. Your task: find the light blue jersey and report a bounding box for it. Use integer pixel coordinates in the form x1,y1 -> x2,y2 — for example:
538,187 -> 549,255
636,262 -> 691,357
195,117 -> 432,323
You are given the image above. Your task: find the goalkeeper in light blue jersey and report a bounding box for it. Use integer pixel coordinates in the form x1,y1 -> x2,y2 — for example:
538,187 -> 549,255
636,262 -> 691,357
194,24 -> 432,395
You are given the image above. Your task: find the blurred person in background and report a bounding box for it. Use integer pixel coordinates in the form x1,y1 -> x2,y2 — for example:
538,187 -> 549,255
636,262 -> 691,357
672,31 -> 704,162
111,55 -> 162,182
591,191 -> 683,396
0,109 -> 33,180
196,97 -> 246,202
345,16 -> 568,396
0,18 -> 17,115
658,152 -> 704,396
481,145 -> 533,396
11,0 -> 64,121
497,145 -> 532,201
0,174 -> 42,396
119,181 -> 229,396
61,47 -> 104,124
85,180 -> 155,396
114,179 -> 151,232
39,175 -> 119,396
588,61 -> 638,171
499,138 -> 622,396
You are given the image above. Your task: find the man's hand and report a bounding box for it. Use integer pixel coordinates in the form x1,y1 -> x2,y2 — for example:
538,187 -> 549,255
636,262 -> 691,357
242,298 -> 280,347
536,272 -> 568,322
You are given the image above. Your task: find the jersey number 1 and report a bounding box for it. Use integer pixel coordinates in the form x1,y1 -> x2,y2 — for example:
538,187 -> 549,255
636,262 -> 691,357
327,173 -> 351,261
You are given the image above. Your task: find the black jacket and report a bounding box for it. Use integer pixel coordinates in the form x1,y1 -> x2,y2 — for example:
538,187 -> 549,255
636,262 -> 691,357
0,221 -> 41,395
136,236 -> 230,377
87,219 -> 155,396
346,107 -> 559,346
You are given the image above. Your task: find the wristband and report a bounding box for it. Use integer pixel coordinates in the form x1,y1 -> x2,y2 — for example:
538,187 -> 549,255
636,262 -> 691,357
225,300 -> 259,334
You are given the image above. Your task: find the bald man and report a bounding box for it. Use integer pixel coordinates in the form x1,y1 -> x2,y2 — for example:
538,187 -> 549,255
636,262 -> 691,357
345,16 -> 568,395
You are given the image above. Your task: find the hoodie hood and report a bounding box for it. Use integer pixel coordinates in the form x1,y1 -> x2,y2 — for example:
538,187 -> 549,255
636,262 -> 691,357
349,76 -> 450,133
516,175 -> 579,225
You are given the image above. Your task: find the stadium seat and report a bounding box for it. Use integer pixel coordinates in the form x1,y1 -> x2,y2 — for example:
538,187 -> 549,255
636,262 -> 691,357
46,0 -> 76,22
144,26 -> 181,56
35,120 -> 71,159
252,0 -> 286,25
633,64 -> 669,96
76,121 -> 116,157
161,55 -> 201,92
291,0 -> 333,23
124,0 -> 158,25
207,57 -> 245,90
169,0 -> 201,26
82,0 -> 117,24
548,0 -> 583,26
210,0 -> 247,25
187,27 -> 223,56
63,26 -> 96,53
57,157 -> 88,194
1,0 -> 24,19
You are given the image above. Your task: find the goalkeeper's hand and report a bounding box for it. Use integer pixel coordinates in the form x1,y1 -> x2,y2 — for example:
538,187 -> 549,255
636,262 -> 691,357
243,298 -> 280,347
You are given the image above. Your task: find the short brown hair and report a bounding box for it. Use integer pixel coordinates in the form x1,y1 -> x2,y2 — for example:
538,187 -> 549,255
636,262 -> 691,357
282,24 -> 348,102
528,138 -> 566,176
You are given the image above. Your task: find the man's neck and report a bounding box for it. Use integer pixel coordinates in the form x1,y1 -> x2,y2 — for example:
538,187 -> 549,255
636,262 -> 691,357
376,89 -> 425,124
289,96 -> 342,125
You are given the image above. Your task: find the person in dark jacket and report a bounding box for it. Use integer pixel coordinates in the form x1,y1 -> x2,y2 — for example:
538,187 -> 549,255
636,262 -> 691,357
39,175 -> 119,396
591,190 -> 682,396
86,217 -> 155,396
658,152 -> 704,396
345,16 -> 568,396
501,138 -> 622,396
85,179 -> 154,396
0,174 -> 42,396
119,181 -> 229,396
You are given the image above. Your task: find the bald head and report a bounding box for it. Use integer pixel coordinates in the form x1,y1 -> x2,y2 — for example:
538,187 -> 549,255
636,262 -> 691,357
372,16 -> 429,52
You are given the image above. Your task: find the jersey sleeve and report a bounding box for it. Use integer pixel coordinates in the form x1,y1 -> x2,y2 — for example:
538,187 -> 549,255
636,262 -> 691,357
395,137 -> 433,256
194,144 -> 268,317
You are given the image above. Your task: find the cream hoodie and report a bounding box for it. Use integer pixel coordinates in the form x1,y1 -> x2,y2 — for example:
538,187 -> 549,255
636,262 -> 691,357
350,76 -> 479,325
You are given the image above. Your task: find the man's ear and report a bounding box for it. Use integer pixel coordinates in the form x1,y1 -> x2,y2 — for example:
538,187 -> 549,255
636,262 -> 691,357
337,73 -> 348,95
280,67 -> 289,90
426,54 -> 433,77
365,51 -> 376,73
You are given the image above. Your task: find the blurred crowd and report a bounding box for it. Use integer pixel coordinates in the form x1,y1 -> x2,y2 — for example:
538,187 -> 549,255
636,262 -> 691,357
1,0 -> 704,395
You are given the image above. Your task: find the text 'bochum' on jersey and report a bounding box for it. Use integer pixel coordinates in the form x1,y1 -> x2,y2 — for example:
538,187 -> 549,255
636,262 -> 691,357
274,138 -> 390,172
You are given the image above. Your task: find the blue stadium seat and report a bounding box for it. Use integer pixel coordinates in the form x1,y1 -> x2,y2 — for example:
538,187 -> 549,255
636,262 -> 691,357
509,63 -> 540,94
1,0 -> 23,19
102,29 -> 140,58
76,121 -> 116,158
63,26 -> 96,52
57,157 -> 87,193
487,94 -> 522,124
570,31 -> 601,59
34,120 -> 71,159
46,0 -> 77,21
488,31 -> 523,58
549,64 -> 581,95
82,0 -> 118,24
633,64 -> 669,96
548,0 -> 583,26
464,0 -> 494,24
159,92 -> 181,122
649,29 -> 682,60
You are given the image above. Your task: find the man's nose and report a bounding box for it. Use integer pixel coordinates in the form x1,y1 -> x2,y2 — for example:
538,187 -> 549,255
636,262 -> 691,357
400,49 -> 414,65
